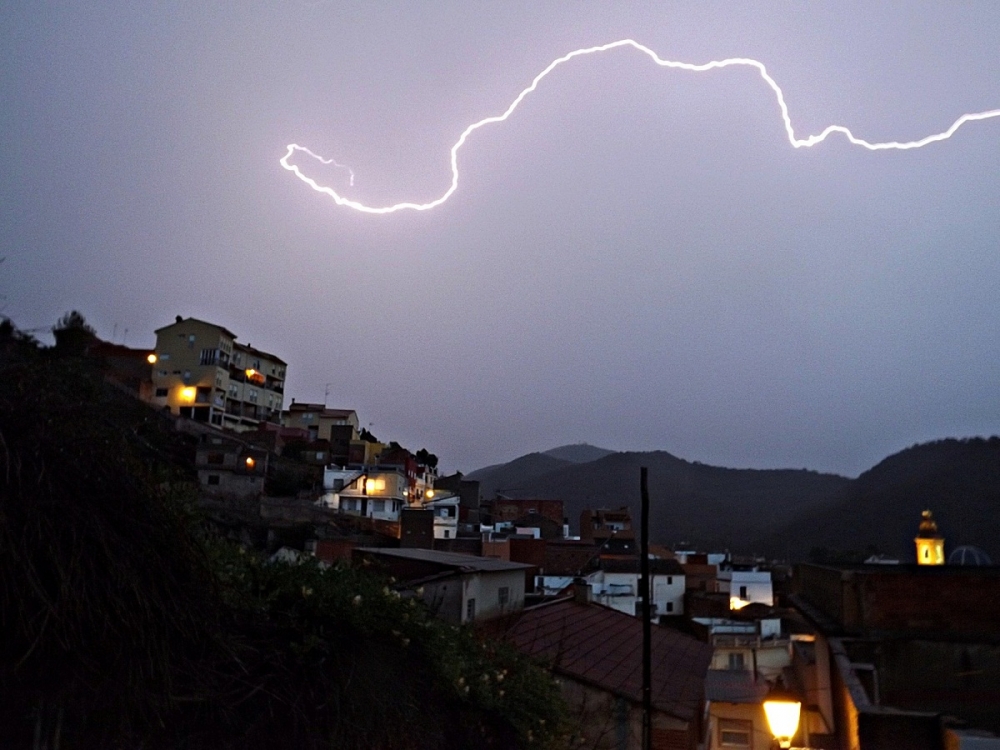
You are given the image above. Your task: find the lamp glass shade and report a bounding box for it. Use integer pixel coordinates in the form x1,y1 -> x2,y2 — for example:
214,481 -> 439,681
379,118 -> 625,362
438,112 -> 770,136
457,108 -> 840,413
763,696 -> 801,748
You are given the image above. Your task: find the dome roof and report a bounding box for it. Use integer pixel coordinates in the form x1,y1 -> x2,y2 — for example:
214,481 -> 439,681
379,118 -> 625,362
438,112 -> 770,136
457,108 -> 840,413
948,546 -> 993,566
916,509 -> 942,539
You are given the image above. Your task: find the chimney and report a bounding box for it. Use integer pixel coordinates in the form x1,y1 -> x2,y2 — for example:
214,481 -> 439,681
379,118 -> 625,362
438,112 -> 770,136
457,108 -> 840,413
573,577 -> 592,604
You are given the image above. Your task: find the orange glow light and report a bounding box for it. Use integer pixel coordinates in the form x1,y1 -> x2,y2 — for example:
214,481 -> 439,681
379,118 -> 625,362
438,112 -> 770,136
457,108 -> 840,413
180,386 -> 197,402
147,353 -> 157,364
245,456 -> 256,469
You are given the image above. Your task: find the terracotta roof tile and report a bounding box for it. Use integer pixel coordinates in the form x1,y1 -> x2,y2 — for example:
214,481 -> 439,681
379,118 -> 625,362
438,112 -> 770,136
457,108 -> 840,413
504,599 -> 712,721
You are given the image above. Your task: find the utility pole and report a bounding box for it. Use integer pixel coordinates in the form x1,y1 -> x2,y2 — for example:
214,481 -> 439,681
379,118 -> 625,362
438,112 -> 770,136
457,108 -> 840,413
640,466 -> 652,750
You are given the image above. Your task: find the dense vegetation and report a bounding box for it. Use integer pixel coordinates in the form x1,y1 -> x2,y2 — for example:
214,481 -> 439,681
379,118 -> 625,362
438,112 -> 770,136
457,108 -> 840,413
0,319 -> 566,749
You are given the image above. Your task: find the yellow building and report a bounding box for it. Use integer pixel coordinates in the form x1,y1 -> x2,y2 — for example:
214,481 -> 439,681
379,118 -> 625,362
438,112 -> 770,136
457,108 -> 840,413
914,509 -> 945,565
149,316 -> 286,432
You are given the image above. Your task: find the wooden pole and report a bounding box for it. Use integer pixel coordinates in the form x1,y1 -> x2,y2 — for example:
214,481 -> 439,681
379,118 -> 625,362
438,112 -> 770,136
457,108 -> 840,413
640,466 -> 652,750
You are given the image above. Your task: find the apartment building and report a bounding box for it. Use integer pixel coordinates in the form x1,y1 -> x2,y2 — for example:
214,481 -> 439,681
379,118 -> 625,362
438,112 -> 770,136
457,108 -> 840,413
150,316 -> 286,432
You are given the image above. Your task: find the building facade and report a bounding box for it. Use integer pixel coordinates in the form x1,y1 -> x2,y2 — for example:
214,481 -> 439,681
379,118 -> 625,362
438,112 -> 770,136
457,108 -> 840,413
150,317 -> 286,432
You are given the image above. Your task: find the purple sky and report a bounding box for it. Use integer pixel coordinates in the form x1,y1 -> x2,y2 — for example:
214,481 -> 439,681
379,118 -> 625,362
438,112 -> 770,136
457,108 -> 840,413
3,2 -> 999,477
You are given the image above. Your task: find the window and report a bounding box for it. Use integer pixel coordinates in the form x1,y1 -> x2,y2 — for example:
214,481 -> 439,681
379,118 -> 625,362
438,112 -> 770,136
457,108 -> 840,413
739,585 -> 748,599
667,576 -> 673,585
187,334 -> 195,349
159,353 -> 170,361
155,387 -> 168,397
666,601 -> 674,613
498,587 -> 510,607
728,652 -> 745,671
443,530 -> 450,539
206,475 -> 220,486
465,598 -> 476,621
248,389 -> 258,403
182,370 -> 192,384
206,452 -> 225,465
199,348 -> 218,365
719,719 -> 752,748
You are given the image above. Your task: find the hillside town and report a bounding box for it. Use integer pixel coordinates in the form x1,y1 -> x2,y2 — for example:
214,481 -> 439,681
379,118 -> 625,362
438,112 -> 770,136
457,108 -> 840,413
11,312 -> 1000,750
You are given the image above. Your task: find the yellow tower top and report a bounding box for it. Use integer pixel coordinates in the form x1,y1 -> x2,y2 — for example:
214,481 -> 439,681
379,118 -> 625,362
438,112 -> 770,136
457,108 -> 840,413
915,510 -> 945,565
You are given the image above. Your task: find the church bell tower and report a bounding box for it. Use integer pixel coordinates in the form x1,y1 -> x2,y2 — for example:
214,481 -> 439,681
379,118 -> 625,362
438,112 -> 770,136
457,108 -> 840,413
914,510 -> 945,566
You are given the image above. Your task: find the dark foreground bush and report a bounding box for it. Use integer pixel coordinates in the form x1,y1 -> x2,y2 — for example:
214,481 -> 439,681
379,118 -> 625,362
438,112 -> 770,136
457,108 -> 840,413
0,336 -> 566,749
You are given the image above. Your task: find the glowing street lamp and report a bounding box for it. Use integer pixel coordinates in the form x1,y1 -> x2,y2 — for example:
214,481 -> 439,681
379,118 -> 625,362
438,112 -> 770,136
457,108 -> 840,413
763,683 -> 802,749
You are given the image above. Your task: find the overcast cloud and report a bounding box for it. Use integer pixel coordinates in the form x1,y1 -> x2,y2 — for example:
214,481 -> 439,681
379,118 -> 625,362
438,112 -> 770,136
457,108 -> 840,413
3,2 -> 999,476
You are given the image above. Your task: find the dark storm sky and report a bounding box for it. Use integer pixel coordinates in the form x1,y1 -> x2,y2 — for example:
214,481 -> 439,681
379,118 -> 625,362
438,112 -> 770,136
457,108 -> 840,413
3,2 -> 999,476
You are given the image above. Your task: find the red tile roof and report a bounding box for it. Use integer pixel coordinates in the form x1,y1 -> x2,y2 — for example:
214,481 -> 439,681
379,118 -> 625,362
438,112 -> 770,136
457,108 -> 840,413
504,598 -> 712,721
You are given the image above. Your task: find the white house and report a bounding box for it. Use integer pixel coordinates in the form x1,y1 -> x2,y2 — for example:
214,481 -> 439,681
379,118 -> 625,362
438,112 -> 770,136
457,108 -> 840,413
423,493 -> 460,540
717,568 -> 774,610
353,547 -> 532,624
319,466 -> 407,522
584,558 -> 686,619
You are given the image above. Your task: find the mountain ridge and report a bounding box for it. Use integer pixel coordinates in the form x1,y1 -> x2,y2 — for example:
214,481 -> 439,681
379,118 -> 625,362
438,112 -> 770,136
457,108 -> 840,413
467,438 -> 1000,562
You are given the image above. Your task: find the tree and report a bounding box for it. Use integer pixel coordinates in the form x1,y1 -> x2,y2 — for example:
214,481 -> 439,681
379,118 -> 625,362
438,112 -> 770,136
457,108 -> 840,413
52,310 -> 97,355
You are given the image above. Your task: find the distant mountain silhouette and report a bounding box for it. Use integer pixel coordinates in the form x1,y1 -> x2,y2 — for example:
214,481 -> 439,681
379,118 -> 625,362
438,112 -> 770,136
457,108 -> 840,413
468,448 -> 848,552
542,443 -> 616,464
465,452 -> 574,500
468,438 -> 1000,562
760,437 -> 1000,563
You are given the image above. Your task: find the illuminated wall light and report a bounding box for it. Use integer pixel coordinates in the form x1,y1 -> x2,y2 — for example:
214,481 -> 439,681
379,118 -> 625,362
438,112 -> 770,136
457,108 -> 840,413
147,353 -> 157,364
281,39 -> 1000,214
245,456 -> 256,469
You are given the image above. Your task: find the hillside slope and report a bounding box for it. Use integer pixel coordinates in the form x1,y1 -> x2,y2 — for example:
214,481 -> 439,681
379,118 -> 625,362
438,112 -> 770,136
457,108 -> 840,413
761,438 -> 1000,562
472,449 -> 849,551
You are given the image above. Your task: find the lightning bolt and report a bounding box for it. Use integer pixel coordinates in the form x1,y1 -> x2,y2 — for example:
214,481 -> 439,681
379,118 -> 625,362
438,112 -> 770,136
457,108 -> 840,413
280,38 -> 1000,215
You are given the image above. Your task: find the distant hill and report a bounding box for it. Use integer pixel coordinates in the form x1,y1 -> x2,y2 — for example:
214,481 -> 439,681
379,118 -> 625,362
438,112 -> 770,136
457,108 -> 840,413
468,447 -> 849,552
465,452 -> 574,500
542,443 -> 616,464
469,438 -> 1000,562
760,437 -> 1000,563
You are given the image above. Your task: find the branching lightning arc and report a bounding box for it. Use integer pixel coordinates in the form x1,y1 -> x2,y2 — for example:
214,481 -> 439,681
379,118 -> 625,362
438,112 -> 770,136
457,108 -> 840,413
279,38 -> 1000,215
